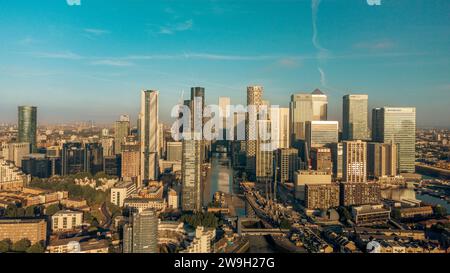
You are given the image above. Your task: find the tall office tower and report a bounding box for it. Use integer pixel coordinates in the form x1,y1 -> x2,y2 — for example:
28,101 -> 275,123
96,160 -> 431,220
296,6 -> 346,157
114,119 -> 130,155
181,134 -> 202,212
372,107 -> 416,173
311,147 -> 332,174
190,87 -> 209,162
330,143 -> 343,180
18,106 -> 37,152
277,148 -> 299,183
343,94 -> 369,141
218,97 -> 231,140
140,90 -> 159,186
289,89 -> 328,143
61,143 -> 85,176
121,139 -> 141,183
272,107 -> 290,149
246,85 -> 263,175
157,123 -> 165,159
84,143 -> 104,175
256,120 -> 274,184
367,142 -> 398,178
343,140 -> 367,183
100,137 -> 115,157
166,142 -> 182,161
305,121 -> 339,152
123,208 -> 159,253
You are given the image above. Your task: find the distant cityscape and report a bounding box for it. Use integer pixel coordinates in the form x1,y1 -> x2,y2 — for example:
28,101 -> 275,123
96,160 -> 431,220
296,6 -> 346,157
0,87 -> 449,254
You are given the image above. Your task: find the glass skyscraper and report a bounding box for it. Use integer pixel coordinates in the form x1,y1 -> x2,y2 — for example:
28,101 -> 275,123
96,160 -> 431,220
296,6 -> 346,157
372,107 -> 416,173
343,94 -> 369,141
18,106 -> 37,152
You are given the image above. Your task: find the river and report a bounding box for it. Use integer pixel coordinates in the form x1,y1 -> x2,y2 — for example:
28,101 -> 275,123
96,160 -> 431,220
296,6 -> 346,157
206,152 -> 276,253
382,183 -> 450,212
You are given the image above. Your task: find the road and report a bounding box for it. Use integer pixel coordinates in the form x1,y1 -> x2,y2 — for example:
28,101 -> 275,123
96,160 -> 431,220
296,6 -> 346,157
100,202 -> 112,229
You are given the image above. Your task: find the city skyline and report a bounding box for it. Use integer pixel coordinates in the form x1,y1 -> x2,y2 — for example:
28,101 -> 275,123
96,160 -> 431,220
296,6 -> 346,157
0,0 -> 449,127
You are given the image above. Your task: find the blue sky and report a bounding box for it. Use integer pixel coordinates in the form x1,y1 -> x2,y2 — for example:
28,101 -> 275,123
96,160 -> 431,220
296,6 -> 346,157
0,0 -> 449,127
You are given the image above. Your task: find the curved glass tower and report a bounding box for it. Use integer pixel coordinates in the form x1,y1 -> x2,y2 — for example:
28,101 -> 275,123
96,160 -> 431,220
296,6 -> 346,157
18,106 -> 37,152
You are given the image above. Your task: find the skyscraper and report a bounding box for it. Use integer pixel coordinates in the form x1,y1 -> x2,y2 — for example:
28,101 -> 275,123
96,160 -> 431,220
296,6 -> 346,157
305,121 -> 339,153
140,90 -> 159,186
343,94 -> 369,141
289,89 -> 327,143
367,142 -> 398,178
121,138 -> 141,183
343,140 -> 367,183
372,107 -> 416,173
273,107 -> 290,149
246,85 -> 263,175
123,208 -> 158,253
181,134 -> 202,212
84,143 -> 104,175
18,106 -> 37,152
277,148 -> 299,183
114,119 -> 130,155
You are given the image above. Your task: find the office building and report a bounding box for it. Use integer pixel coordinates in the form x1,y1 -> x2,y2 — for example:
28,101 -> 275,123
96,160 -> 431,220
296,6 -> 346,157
352,204 -> 391,226
305,121 -> 339,153
343,140 -> 367,183
84,143 -> 103,175
100,137 -> 115,157
140,90 -> 159,185
21,154 -> 52,178
305,184 -> 340,210
372,107 -> 416,173
181,135 -> 202,212
123,209 -> 159,253
272,107 -> 290,149
340,182 -> 381,206
367,142 -> 398,178
256,120 -> 274,183
61,143 -> 85,176
277,148 -> 299,183
343,94 -> 369,141
18,106 -> 37,152
166,142 -> 182,162
104,155 -> 121,177
290,89 -> 328,143
51,210 -> 83,232
311,147 -> 332,174
330,143 -> 343,180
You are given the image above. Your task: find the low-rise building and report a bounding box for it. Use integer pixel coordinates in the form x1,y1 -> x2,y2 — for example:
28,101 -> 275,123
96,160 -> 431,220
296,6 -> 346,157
51,210 -> 83,232
352,204 -> 391,226
181,226 -> 216,253
47,237 -> 109,253
0,218 -> 47,244
294,171 -> 332,200
124,198 -> 166,213
110,181 -> 137,207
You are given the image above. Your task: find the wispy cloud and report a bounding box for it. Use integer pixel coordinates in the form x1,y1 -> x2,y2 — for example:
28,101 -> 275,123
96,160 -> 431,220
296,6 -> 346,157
33,51 -> 83,60
84,28 -> 110,36
157,19 -> 193,35
90,59 -> 133,67
354,40 -> 396,50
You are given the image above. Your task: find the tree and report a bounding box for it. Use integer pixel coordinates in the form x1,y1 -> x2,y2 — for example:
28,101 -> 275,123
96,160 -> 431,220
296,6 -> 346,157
280,218 -> 291,229
26,242 -> 45,253
433,205 -> 447,218
45,204 -> 62,216
12,239 -> 31,252
25,206 -> 37,217
0,239 -> 12,253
